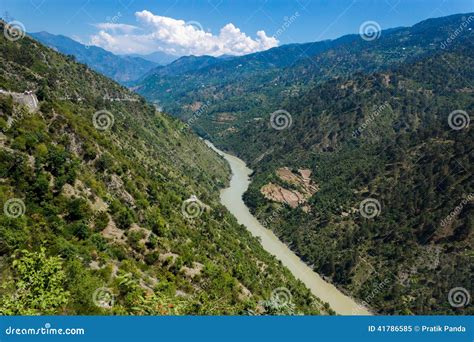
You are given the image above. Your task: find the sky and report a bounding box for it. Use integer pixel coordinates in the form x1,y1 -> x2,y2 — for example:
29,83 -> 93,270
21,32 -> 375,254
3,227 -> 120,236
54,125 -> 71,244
2,0 -> 473,56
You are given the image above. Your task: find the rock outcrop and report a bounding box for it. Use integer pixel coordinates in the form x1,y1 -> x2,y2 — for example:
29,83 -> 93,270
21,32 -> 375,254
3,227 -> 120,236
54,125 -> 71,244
260,167 -> 319,211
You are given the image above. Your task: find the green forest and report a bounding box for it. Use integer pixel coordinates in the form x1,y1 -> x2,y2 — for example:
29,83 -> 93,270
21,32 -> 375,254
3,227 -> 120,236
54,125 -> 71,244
136,13 -> 473,315
241,44 -> 473,315
0,20 -> 324,315
1,12 -> 472,317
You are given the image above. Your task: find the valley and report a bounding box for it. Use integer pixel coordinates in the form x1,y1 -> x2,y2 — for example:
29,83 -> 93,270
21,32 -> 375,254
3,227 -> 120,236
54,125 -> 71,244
0,9 -> 472,317
134,13 -> 473,315
0,21 -> 324,315
206,140 -> 371,315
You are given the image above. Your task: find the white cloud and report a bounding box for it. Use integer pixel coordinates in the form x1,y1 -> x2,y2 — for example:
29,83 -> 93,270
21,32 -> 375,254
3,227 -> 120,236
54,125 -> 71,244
89,10 -> 278,56
93,23 -> 139,34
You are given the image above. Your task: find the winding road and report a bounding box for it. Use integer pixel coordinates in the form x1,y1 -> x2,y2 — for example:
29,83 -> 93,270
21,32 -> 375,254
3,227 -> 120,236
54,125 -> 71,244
205,140 -> 372,315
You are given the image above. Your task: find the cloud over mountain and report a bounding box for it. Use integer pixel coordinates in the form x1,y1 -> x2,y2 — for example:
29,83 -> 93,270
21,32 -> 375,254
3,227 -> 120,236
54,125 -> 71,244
90,10 -> 278,56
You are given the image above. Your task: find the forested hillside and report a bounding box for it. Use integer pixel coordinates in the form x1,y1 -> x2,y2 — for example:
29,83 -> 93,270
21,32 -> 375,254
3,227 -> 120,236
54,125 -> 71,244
134,13 -> 473,315
0,21 -> 324,315
241,43 -> 473,315
135,13 -> 473,141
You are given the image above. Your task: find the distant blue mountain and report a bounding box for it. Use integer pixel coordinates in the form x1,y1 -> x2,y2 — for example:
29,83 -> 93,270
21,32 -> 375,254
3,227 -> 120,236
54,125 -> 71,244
126,51 -> 178,65
29,31 -> 159,83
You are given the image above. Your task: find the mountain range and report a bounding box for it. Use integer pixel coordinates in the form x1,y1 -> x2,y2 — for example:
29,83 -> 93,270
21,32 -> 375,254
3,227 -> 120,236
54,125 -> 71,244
29,31 -> 177,83
126,51 -> 179,65
0,20 -> 322,315
1,12 -> 472,316
132,13 -> 474,315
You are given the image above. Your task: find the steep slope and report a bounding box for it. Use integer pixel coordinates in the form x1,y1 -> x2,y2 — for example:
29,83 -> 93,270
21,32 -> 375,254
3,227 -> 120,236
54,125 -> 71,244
238,42 -> 473,315
0,21 -> 323,315
136,13 -> 473,315
30,31 -> 158,83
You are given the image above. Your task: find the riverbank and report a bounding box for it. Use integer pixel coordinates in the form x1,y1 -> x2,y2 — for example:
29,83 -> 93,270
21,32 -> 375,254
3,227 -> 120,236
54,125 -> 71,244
205,140 -> 372,316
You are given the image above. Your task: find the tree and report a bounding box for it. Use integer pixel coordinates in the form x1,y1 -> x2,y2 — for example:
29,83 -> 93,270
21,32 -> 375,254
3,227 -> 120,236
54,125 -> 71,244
0,248 -> 69,315
66,198 -> 92,222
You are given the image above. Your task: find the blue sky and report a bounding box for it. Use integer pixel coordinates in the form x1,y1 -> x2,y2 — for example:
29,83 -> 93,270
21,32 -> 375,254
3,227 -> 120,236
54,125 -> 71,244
2,0 -> 473,56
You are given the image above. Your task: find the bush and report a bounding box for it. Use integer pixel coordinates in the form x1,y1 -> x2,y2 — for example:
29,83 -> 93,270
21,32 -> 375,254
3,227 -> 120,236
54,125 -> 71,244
115,208 -> 134,230
93,211 -> 109,231
0,247 -> 69,315
70,221 -> 90,240
66,198 -> 92,222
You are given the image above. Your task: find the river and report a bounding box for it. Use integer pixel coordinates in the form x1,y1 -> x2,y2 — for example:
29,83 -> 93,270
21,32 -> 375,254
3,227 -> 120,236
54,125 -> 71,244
205,140 -> 371,315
